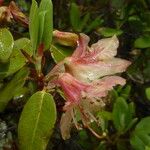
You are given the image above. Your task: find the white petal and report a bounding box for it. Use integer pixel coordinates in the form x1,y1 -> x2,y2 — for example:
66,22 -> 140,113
85,76 -> 126,99
66,58 -> 131,83
60,108 -> 73,140
90,35 -> 119,60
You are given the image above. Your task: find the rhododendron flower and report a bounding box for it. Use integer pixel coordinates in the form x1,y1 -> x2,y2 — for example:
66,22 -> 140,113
57,73 -> 125,139
46,32 -> 131,83
45,31 -> 131,140
64,34 -> 131,83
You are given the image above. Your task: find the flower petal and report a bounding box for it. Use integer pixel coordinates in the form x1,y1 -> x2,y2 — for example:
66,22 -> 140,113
57,73 -> 88,103
90,35 -> 119,60
85,75 -> 126,99
60,108 -> 73,140
65,58 -> 131,83
72,33 -> 90,58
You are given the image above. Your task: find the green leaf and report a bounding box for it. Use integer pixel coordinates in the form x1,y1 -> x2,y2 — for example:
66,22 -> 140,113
120,85 -> 131,99
29,0 -> 39,54
39,0 -> 53,50
0,28 -> 14,63
18,91 -> 57,150
97,111 -> 113,121
78,130 -> 88,140
145,88 -> 150,100
50,44 -> 73,63
111,0 -> 125,8
8,38 -> 32,76
112,97 -> 133,132
134,36 -> 150,48
0,68 -> 29,112
135,117 -> 150,133
97,110 -> 113,131
98,27 -> 123,37
97,141 -> 106,150
146,146 -> 150,150
80,13 -> 90,31
85,17 -> 103,33
29,0 -> 53,52
130,117 -> 150,150
125,118 -> 138,132
117,140 -> 128,150
110,89 -> 119,101
70,3 -> 81,31
0,38 -> 32,78
38,11 -> 46,44
13,87 -> 29,99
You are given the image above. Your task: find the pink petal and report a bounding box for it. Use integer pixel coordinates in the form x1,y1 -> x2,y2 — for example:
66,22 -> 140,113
64,58 -> 131,83
85,76 -> 126,99
72,33 -> 90,58
57,73 -> 88,103
90,35 -> 119,60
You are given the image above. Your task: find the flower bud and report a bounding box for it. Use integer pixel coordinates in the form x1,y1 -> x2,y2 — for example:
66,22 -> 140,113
53,30 -> 79,47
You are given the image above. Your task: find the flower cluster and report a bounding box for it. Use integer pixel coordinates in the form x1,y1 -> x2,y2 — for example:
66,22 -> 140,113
45,31 -> 131,140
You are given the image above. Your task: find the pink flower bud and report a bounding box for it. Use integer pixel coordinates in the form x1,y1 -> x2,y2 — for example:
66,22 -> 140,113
53,30 -> 79,47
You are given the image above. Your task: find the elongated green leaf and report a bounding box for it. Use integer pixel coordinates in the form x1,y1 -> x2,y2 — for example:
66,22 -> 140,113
0,28 -> 14,62
112,97 -> 133,132
38,11 -> 46,44
146,88 -> 150,100
0,68 -> 29,112
29,0 -> 53,52
51,44 -> 73,63
134,36 -> 150,48
80,13 -> 90,31
130,117 -> 150,150
29,0 -> 39,54
18,91 -> 57,150
120,85 -> 131,99
85,17 -> 103,33
39,0 -> 53,50
98,27 -> 123,37
70,3 -> 80,31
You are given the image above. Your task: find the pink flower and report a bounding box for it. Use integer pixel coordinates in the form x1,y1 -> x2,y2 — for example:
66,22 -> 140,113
57,73 -> 126,139
64,34 -> 131,83
46,33 -> 131,83
45,31 -> 131,140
